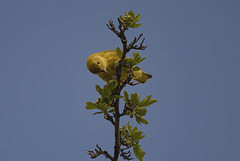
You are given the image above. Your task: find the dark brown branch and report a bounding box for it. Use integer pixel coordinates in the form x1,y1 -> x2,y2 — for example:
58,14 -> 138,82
107,18 -> 129,161
106,19 -> 127,42
113,98 -> 121,161
120,104 -> 130,117
86,144 -> 113,160
120,75 -> 133,90
120,138 -> 133,160
120,150 -> 133,160
127,34 -> 147,51
105,114 -> 115,125
107,20 -> 121,37
106,18 -> 147,161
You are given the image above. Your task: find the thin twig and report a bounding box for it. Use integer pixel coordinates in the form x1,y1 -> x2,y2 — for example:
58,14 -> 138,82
105,114 -> 115,125
127,34 -> 147,51
120,104 -> 128,117
86,144 -> 114,160
120,138 -> 133,160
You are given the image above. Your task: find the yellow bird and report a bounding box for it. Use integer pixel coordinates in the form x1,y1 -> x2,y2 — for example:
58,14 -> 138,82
86,50 -> 152,83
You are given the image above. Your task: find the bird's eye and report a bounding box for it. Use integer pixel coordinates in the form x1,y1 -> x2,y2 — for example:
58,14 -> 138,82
96,61 -> 100,64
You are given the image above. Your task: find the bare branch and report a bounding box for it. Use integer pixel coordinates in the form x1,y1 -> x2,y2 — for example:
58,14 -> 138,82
120,104 -> 129,117
86,144 -> 113,161
106,20 -> 121,37
120,150 -> 133,160
120,75 -> 133,90
127,34 -> 147,51
105,114 -> 115,125
120,138 -> 133,160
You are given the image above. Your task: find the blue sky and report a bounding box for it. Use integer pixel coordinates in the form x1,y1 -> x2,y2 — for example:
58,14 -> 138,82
0,1 -> 239,161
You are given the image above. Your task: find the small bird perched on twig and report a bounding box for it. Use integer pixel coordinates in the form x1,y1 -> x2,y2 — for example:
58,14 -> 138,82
86,50 -> 152,83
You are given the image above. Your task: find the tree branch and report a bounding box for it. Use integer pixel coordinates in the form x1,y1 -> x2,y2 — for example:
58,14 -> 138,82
105,113 -> 115,125
106,17 -> 147,161
86,144 -> 114,160
120,149 -> 133,160
120,103 -> 130,117
120,138 -> 133,160
127,34 -> 147,51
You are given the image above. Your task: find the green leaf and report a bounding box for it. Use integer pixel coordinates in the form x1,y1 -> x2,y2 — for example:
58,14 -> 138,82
133,52 -> 139,61
103,86 -> 111,98
132,52 -> 144,65
129,10 -> 134,17
134,114 -> 148,125
136,57 -> 146,65
108,108 -> 115,113
135,114 -> 142,125
133,147 -> 145,161
133,144 -> 141,148
123,91 -> 130,103
131,23 -> 142,28
134,107 -> 147,116
132,126 -> 138,135
99,103 -> 108,113
132,131 -> 143,142
139,135 -> 146,140
121,125 -> 126,137
139,95 -> 152,107
85,102 -> 99,110
116,47 -> 122,58
148,99 -> 158,105
139,95 -> 158,108
131,93 -> 140,105
99,97 -> 109,104
140,118 -> 148,125
127,122 -> 132,134
93,111 -> 103,115
130,93 -> 135,104
134,14 -> 141,22
125,130 -> 130,141
107,80 -> 118,91
95,84 -> 103,95
119,15 -> 124,22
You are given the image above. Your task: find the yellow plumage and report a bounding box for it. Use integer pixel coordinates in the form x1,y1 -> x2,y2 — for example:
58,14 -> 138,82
86,50 -> 152,83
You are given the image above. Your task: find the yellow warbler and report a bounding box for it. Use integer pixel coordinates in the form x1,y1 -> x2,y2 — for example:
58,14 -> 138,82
86,50 -> 152,83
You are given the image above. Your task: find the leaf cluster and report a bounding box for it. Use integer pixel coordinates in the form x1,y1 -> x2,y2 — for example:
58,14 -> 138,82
121,122 -> 146,161
120,10 -> 142,29
123,91 -> 158,125
85,80 -> 121,117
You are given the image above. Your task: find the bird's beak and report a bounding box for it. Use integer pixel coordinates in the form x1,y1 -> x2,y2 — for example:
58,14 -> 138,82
101,69 -> 108,73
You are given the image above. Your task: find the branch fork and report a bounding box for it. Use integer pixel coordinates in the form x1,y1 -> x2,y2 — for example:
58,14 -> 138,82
86,144 -> 113,160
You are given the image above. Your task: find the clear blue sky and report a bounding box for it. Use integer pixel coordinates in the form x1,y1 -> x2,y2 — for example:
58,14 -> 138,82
0,1 -> 239,161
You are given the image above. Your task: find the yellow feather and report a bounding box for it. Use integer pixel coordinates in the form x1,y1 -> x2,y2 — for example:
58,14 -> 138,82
86,50 -> 152,83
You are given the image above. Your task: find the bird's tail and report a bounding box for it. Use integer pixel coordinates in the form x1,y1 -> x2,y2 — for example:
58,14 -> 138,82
134,72 -> 152,83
